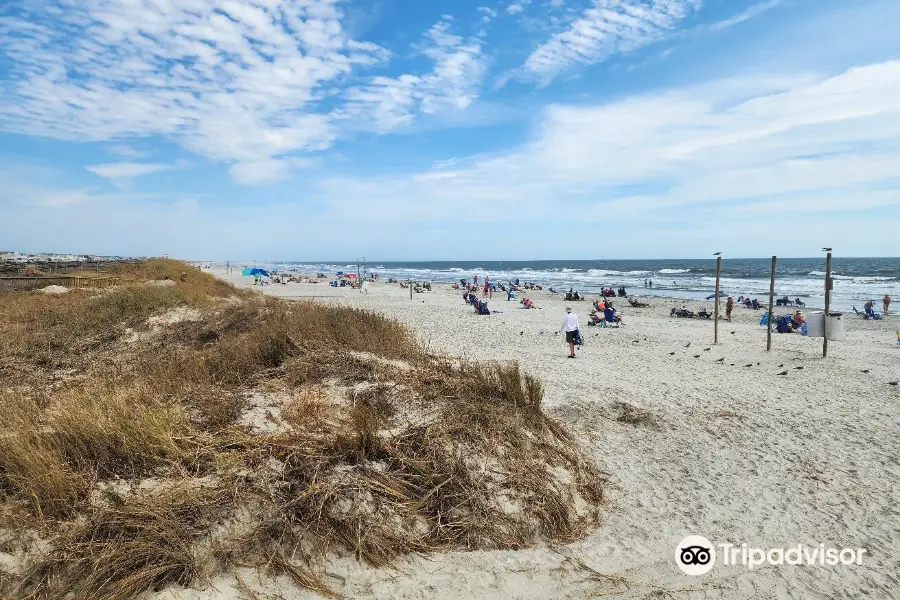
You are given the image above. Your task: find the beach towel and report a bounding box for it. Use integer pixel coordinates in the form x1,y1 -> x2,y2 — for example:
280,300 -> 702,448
760,312 -> 769,326
573,329 -> 583,348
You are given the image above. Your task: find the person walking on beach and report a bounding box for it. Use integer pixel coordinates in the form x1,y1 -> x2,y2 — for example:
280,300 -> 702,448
557,307 -> 580,359
885,294 -> 891,315
725,296 -> 734,322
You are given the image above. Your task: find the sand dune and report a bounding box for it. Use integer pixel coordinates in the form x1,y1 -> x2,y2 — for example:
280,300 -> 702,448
208,270 -> 900,599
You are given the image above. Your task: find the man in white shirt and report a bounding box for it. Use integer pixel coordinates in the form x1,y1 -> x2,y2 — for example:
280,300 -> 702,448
558,306 -> 580,359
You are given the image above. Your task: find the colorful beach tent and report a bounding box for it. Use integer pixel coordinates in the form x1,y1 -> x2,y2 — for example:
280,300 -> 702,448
245,268 -> 270,277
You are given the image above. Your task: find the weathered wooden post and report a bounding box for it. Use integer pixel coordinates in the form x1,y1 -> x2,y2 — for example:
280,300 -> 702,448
823,249 -> 833,357
713,253 -> 722,344
767,256 -> 776,351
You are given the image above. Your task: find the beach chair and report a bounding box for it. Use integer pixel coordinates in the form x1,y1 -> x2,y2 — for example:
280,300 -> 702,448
604,308 -> 622,327
776,315 -> 793,333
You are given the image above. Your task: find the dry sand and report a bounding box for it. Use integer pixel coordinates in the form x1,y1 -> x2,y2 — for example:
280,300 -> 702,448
196,270 -> 900,599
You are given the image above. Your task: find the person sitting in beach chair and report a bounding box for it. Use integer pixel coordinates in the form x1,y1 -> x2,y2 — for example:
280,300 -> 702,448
507,288 -> 516,301
604,306 -> 622,326
776,315 -> 794,333
549,287 -> 558,294
474,299 -> 491,315
794,298 -> 805,307
670,306 -> 694,318
792,311 -> 805,328
743,298 -> 752,308
587,309 -> 603,326
521,297 -> 536,309
752,298 -> 761,310
617,286 -> 627,297
628,297 -> 649,308
697,305 -> 712,319
776,295 -> 793,307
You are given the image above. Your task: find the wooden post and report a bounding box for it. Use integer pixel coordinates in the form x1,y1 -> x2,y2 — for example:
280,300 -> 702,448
823,251 -> 832,357
409,279 -> 413,300
713,256 -> 722,344
767,256 -> 776,351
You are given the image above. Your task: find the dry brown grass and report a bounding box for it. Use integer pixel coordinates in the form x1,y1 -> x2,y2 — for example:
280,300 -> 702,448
0,393 -> 87,520
19,484 -> 230,600
0,259 -> 605,599
44,384 -> 189,478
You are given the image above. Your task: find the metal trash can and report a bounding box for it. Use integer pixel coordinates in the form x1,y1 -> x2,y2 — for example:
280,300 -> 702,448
824,312 -> 846,341
806,311 -> 824,338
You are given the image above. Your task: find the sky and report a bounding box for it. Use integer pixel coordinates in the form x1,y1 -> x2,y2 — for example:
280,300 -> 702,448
1,0 -> 899,261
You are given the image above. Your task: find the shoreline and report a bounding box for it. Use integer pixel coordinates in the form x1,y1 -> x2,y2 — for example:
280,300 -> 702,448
197,262 -> 894,314
206,267 -> 900,599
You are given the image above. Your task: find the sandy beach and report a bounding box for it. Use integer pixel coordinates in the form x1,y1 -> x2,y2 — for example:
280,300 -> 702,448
207,268 -> 900,599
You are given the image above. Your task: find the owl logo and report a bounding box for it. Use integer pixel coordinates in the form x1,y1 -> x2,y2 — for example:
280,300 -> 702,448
676,535 -> 716,575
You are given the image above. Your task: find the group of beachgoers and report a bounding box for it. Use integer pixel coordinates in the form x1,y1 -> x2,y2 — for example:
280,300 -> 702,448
853,297 -> 891,320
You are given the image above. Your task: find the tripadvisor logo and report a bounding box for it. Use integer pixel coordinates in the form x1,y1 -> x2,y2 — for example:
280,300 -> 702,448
676,535 -> 716,576
676,535 -> 867,576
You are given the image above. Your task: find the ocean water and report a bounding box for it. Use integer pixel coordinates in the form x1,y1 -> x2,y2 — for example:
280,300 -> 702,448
269,258 -> 898,312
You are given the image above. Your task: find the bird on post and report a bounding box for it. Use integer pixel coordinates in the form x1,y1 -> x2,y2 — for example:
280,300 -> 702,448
822,248 -> 832,252
713,252 -> 722,256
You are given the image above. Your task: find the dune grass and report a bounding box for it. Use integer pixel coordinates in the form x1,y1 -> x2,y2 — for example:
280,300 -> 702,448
0,259 -> 605,600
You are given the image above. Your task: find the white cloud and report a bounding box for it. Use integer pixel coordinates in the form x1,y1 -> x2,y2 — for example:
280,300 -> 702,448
86,162 -> 174,180
228,157 -> 319,185
342,18 -> 487,131
0,0 -> 475,183
506,2 -> 529,15
521,0 -> 702,85
708,0 -> 783,32
478,6 -> 498,23
312,60 -> 900,244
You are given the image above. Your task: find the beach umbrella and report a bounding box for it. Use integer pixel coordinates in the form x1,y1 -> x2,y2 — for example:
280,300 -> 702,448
249,268 -> 270,277
241,267 -> 253,276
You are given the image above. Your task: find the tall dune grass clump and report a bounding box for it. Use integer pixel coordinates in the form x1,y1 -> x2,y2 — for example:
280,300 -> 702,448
20,484 -> 229,600
0,392 -> 87,520
45,384 -> 189,478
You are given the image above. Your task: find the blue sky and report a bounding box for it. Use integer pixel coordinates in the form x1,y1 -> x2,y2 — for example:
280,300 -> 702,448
1,0 -> 898,260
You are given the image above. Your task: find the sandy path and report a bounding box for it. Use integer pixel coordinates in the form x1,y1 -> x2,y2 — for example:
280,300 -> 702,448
204,270 -> 900,599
